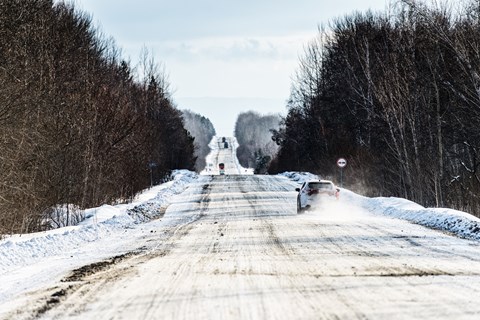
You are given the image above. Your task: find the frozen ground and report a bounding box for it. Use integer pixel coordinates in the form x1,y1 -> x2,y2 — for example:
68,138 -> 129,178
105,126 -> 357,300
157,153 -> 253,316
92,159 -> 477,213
0,169 -> 202,317
1,139 -> 480,319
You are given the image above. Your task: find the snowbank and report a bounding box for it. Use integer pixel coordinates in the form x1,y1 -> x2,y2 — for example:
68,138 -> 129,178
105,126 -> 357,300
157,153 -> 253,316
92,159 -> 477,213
126,170 -> 198,222
0,170 -> 198,272
280,171 -> 320,183
350,191 -> 480,241
282,171 -> 480,241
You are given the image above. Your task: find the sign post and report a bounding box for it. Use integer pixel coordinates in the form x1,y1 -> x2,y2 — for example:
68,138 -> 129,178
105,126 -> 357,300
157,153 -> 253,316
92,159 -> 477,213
148,161 -> 157,187
336,158 -> 347,187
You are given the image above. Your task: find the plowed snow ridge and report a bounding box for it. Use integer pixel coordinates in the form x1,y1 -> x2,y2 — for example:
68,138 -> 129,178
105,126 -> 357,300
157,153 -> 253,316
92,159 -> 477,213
1,137 -> 480,319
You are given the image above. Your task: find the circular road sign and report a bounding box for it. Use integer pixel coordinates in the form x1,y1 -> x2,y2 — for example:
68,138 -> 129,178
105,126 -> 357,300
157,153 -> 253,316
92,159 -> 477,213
337,158 -> 347,168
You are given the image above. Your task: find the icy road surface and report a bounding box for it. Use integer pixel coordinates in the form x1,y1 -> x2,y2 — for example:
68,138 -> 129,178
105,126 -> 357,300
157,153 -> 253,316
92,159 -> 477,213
11,174 -> 480,319
201,137 -> 253,175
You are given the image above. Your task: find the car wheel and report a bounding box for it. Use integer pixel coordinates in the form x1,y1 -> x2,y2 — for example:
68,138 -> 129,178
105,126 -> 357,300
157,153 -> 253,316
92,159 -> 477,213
297,198 -> 302,213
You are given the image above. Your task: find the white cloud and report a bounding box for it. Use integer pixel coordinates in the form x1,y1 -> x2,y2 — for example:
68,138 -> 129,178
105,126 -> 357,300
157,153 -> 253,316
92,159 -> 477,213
145,33 -> 314,63
66,0 -> 388,116
117,33 -> 314,99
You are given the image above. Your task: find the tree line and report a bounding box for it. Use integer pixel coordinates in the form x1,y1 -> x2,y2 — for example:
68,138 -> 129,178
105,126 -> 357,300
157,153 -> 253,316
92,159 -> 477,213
182,109 -> 216,171
270,0 -> 480,217
0,0 -> 197,235
234,111 -> 281,173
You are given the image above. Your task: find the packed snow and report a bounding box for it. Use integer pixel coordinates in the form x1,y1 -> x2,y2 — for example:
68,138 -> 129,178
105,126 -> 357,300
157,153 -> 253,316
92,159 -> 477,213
0,170 -> 198,268
0,169 -> 200,313
1,168 -> 480,316
282,171 -> 480,241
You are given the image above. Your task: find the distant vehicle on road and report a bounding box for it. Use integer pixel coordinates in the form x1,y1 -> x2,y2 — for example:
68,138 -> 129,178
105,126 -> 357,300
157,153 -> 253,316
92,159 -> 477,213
296,180 -> 339,213
219,163 -> 225,175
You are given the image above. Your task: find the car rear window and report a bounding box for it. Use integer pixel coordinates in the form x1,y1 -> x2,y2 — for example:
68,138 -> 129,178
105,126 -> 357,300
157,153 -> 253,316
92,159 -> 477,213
308,182 -> 333,190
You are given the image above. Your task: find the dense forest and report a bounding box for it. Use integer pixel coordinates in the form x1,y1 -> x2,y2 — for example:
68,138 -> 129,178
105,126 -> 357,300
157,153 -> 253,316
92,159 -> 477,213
234,111 -> 281,173
182,110 -> 216,171
0,0 -> 197,235
270,0 -> 480,217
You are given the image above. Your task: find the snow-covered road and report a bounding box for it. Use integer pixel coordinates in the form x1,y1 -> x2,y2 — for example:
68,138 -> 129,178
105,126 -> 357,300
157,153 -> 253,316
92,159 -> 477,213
2,137 -> 480,319
8,174 -> 480,319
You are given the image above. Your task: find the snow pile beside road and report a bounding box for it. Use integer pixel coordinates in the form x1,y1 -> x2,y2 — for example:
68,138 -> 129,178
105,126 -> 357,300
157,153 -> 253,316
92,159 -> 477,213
200,136 -> 220,175
127,170 -> 198,222
0,170 -> 198,271
280,171 -> 319,184
354,192 -> 480,241
231,137 -> 254,175
283,171 -> 480,241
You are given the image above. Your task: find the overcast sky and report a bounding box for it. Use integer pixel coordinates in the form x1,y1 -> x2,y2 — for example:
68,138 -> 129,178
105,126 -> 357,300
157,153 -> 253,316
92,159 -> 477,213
69,0 -> 388,135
